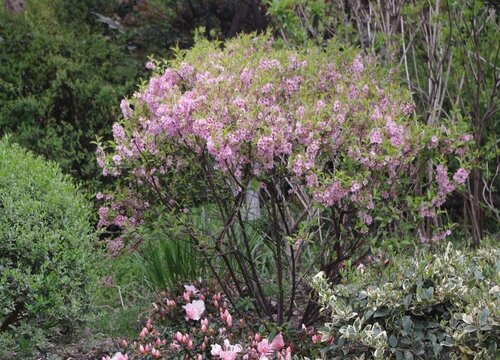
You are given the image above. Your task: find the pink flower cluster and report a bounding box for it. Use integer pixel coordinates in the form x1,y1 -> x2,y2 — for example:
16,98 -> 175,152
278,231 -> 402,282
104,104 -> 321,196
103,284 -> 321,359
97,35 -> 471,244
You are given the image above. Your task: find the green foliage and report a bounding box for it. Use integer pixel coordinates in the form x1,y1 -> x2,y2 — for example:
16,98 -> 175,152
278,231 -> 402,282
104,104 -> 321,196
134,225 -> 207,292
0,1 -> 138,189
265,0 -> 352,46
312,243 -> 500,359
0,138 -> 99,357
91,254 -> 151,341
54,0 -> 115,26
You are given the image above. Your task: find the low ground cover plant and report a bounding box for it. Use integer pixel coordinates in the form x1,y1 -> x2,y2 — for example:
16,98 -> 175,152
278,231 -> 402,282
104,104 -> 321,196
312,243 -> 500,359
0,138 -> 99,357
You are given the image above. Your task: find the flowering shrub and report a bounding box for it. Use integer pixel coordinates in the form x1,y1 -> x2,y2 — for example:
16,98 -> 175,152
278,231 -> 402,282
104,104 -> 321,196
102,284 -> 323,359
97,34 -> 471,324
311,243 -> 500,359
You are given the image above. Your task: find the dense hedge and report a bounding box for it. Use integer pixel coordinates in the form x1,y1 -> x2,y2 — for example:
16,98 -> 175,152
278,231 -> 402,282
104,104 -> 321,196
0,138 -> 99,356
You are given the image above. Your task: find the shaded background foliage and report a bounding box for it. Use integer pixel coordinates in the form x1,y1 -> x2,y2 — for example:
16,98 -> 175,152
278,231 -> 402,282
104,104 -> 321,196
0,0 -> 137,188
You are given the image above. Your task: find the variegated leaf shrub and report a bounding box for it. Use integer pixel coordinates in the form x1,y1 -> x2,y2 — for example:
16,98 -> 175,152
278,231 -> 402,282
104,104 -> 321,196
312,243 -> 499,359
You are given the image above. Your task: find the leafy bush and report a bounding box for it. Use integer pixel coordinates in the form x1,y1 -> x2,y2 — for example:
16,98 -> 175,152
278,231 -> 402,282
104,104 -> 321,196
0,138 -> 99,356
0,1 -> 138,189
97,34 -> 472,325
312,243 -> 500,359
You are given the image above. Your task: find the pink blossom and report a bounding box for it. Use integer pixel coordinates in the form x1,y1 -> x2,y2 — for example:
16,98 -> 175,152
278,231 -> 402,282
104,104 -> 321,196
110,353 -> 128,360
174,331 -> 183,342
369,128 -> 383,144
257,339 -> 270,354
271,334 -> 285,351
139,327 -> 148,337
112,123 -> 126,140
211,340 -> 243,360
201,318 -> 209,332
453,168 -> 469,185
98,206 -> 109,226
428,135 -> 439,149
112,154 -> 122,166
460,134 -> 473,142
226,312 -> 233,327
316,99 -> 326,112
312,334 -> 322,343
240,67 -> 252,86
151,348 -> 161,358
170,342 -> 181,350
351,54 -> 364,73
184,284 -> 199,295
120,99 -> 133,119
107,238 -> 124,256
436,164 -> 455,195
183,299 -> 205,321
350,182 -> 362,193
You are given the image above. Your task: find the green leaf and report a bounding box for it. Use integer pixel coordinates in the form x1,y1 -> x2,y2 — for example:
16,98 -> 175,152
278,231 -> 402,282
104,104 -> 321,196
403,316 -> 413,333
463,325 -> 478,333
427,332 -> 437,344
479,308 -> 489,326
389,334 -> 398,347
374,308 -> 390,318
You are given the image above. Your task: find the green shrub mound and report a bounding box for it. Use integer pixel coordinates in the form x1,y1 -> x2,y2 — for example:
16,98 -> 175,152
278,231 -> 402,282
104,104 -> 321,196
0,138 -> 98,355
312,244 -> 499,359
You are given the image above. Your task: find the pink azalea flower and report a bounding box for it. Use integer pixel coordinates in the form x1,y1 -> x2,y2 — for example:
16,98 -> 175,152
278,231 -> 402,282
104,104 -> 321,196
139,327 -> 148,337
257,339 -> 270,354
271,333 -> 285,351
110,353 -> 128,360
183,299 -> 205,321
174,331 -> 183,342
184,284 -> 199,294
151,348 -> 161,359
201,318 -> 209,332
211,340 -> 242,360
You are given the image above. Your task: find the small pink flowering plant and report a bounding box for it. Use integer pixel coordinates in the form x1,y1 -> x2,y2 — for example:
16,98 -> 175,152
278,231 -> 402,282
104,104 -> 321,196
97,35 -> 472,325
102,284 -> 322,359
